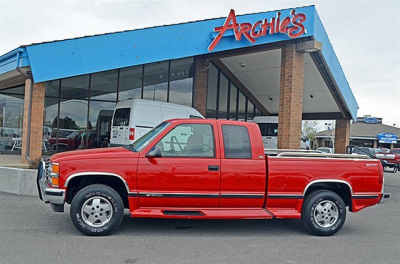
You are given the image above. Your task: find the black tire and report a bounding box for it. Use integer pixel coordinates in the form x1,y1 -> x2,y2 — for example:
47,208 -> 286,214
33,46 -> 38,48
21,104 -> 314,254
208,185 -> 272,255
70,184 -> 124,236
301,190 -> 346,236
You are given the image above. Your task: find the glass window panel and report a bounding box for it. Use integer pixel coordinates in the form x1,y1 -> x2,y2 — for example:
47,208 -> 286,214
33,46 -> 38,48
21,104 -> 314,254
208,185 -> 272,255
206,63 -> 218,118
88,101 -> 116,148
55,99 -> 88,152
247,101 -> 254,121
222,125 -> 252,159
156,123 -> 214,157
218,74 -> 228,119
255,108 -> 263,117
169,58 -> 194,106
238,92 -> 246,120
119,66 -> 143,101
229,84 -> 238,120
60,75 -> 89,99
46,80 -> 59,97
90,70 -> 118,101
1,85 -> 25,95
43,97 -> 59,154
143,62 -> 168,102
0,92 -> 24,152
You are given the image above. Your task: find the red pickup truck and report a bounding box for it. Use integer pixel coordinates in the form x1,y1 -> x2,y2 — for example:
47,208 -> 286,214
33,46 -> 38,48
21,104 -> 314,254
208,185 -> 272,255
37,119 -> 389,236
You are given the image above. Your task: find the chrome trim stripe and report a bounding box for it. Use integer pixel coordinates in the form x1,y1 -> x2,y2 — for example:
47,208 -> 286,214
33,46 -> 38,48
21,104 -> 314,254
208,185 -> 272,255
64,172 -> 130,192
132,192 -> 265,199
352,195 -> 379,199
221,194 -> 264,199
268,194 -> 304,199
303,179 -> 353,195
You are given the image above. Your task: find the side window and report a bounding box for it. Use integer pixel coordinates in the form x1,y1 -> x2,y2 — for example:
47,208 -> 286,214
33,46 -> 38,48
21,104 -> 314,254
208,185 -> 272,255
222,125 -> 252,159
112,108 -> 130,126
155,124 -> 215,157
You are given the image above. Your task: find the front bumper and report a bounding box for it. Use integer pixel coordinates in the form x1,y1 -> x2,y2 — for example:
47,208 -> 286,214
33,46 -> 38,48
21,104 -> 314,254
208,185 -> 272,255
37,161 -> 65,211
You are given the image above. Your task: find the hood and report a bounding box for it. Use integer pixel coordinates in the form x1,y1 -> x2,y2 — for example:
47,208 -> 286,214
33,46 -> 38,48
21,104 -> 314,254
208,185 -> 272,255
51,147 -> 138,163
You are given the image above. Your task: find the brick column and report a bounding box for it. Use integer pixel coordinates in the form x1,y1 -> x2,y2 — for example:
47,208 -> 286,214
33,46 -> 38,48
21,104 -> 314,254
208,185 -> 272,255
334,119 -> 350,154
21,79 -> 45,164
193,56 -> 209,116
277,43 -> 305,149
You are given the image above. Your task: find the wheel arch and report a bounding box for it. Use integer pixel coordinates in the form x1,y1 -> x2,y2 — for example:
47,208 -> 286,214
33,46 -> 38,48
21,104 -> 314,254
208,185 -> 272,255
64,172 -> 130,207
303,180 -> 353,210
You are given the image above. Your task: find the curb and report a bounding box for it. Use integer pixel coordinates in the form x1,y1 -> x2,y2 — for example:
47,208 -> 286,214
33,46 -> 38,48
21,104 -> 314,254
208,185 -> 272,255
0,167 -> 38,196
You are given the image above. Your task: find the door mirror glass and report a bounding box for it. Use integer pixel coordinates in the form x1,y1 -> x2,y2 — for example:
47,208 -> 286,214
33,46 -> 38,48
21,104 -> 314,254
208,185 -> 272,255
146,146 -> 161,158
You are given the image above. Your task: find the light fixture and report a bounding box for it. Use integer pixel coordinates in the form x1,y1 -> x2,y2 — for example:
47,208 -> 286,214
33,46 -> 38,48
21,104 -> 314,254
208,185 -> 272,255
309,94 -> 314,99
240,63 -> 246,68
268,97 -> 273,101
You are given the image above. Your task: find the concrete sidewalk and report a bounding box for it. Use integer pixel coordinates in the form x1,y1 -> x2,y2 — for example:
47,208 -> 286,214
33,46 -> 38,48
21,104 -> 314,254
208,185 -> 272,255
0,154 -> 29,169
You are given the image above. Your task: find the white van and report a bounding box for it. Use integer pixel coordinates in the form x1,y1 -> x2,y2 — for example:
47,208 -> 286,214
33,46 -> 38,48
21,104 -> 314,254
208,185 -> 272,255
110,99 -> 204,146
253,116 -> 308,149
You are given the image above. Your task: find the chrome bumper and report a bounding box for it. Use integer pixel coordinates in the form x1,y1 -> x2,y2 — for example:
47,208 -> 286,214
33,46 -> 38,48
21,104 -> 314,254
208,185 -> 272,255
37,161 -> 65,207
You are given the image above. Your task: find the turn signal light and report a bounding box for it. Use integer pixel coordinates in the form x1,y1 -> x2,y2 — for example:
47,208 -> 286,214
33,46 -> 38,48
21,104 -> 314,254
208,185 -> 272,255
51,177 -> 59,187
52,163 -> 60,174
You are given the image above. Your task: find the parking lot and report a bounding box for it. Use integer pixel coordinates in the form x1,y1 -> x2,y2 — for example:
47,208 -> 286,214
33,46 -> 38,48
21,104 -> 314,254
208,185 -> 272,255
0,172 -> 399,264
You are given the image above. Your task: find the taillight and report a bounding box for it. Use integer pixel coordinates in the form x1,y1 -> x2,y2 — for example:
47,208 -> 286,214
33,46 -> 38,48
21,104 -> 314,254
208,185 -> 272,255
129,128 -> 135,141
378,162 -> 383,184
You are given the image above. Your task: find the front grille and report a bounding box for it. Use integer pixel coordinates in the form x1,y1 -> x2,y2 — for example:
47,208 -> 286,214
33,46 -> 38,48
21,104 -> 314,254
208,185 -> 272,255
42,158 -> 51,181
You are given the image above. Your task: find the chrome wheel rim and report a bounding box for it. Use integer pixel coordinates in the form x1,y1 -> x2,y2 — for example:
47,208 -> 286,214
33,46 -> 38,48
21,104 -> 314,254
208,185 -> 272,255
81,196 -> 113,227
313,200 -> 339,228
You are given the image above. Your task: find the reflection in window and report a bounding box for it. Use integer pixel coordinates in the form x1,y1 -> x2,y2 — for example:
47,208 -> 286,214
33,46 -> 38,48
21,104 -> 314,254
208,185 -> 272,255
0,87 -> 24,153
43,97 -> 59,143
206,63 -> 218,118
60,75 -> 89,99
143,62 -> 168,101
218,74 -> 228,119
119,66 -> 142,101
238,92 -> 246,120
46,80 -> 59,97
229,84 -> 238,120
247,101 -> 255,121
222,125 -> 252,159
169,58 -> 194,106
90,70 -> 118,101
88,101 -> 116,148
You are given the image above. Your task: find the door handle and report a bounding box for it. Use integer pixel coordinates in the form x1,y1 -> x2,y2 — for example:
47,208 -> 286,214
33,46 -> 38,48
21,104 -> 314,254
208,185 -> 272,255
208,165 -> 219,171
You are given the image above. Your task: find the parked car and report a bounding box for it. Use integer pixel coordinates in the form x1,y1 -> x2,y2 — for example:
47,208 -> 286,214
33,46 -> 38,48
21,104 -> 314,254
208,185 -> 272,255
38,119 -> 389,236
110,99 -> 204,146
317,147 -> 334,154
375,148 -> 400,170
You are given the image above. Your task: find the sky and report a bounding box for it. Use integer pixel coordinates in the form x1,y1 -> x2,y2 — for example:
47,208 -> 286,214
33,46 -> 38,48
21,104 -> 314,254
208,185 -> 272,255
1,0 -> 399,127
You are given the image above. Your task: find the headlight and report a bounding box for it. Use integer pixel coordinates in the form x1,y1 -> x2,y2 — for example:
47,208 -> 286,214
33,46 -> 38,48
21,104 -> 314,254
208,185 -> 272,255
50,162 -> 60,187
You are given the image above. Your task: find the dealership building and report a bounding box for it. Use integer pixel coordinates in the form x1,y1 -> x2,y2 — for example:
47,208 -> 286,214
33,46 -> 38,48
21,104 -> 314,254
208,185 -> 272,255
0,5 -> 359,163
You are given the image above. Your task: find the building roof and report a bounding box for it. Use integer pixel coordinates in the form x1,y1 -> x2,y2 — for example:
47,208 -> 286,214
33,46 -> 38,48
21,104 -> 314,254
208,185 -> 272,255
315,123 -> 400,139
0,5 -> 358,119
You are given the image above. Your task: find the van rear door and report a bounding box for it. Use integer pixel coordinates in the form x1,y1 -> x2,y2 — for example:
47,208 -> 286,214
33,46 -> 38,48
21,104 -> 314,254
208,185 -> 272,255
111,108 -> 130,145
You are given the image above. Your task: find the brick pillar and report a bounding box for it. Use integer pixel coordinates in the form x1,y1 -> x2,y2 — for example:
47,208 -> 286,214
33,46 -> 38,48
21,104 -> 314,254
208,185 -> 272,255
278,43 -> 305,149
334,119 -> 350,154
21,80 -> 45,164
193,56 -> 209,116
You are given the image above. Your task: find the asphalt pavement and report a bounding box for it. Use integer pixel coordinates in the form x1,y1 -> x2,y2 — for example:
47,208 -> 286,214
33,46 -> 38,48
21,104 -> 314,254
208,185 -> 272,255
0,172 -> 399,264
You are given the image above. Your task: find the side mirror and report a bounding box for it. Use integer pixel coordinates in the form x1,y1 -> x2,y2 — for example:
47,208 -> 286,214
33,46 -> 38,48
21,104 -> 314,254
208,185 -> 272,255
146,147 -> 161,158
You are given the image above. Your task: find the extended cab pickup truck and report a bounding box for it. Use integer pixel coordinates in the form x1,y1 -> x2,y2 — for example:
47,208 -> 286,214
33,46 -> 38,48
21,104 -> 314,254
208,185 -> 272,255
37,119 -> 390,236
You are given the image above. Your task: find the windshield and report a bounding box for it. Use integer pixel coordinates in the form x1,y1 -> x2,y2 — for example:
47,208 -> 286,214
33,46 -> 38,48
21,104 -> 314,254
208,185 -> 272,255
128,122 -> 170,152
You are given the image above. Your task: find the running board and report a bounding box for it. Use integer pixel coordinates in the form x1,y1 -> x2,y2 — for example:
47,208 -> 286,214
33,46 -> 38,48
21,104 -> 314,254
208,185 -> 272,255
130,208 -> 274,219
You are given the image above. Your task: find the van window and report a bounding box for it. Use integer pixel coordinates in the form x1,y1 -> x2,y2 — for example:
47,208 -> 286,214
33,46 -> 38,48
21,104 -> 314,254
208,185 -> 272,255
113,108 -> 130,126
257,123 -> 278,137
222,125 -> 252,159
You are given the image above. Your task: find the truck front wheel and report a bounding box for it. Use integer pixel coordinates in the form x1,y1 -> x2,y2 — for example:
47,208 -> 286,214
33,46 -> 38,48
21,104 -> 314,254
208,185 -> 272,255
70,184 -> 124,236
301,190 -> 346,236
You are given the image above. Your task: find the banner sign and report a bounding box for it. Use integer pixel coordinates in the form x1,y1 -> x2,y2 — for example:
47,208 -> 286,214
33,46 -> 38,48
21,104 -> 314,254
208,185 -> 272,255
208,9 -> 307,51
377,133 -> 398,144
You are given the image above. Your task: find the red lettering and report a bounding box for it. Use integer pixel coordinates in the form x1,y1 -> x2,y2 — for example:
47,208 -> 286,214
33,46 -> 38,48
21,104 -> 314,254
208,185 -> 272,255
251,20 -> 262,38
288,10 -> 306,38
208,9 -> 307,51
208,9 -> 239,51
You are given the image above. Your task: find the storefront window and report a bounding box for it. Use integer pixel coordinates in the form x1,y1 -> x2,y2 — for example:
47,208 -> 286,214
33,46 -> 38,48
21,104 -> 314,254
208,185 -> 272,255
247,101 -> 255,121
60,75 -> 89,99
119,65 -> 142,101
0,86 -> 24,153
229,84 -> 238,120
218,74 -> 229,119
90,70 -> 118,101
238,92 -> 246,120
169,58 -> 194,106
43,97 -> 59,153
206,63 -> 218,118
88,101 -> 116,148
143,62 -> 168,101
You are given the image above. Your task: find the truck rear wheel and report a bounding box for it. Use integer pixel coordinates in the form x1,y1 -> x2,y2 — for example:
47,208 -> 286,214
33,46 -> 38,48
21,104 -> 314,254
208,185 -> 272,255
70,184 -> 124,236
302,190 -> 346,236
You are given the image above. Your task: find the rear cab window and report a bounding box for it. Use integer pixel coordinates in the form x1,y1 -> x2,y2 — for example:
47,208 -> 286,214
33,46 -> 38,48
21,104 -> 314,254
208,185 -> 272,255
222,125 -> 252,159
113,108 -> 130,126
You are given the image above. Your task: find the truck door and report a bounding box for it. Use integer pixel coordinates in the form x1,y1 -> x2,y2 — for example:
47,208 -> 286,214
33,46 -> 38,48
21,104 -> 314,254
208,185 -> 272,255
137,122 -> 220,207
218,123 -> 266,208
